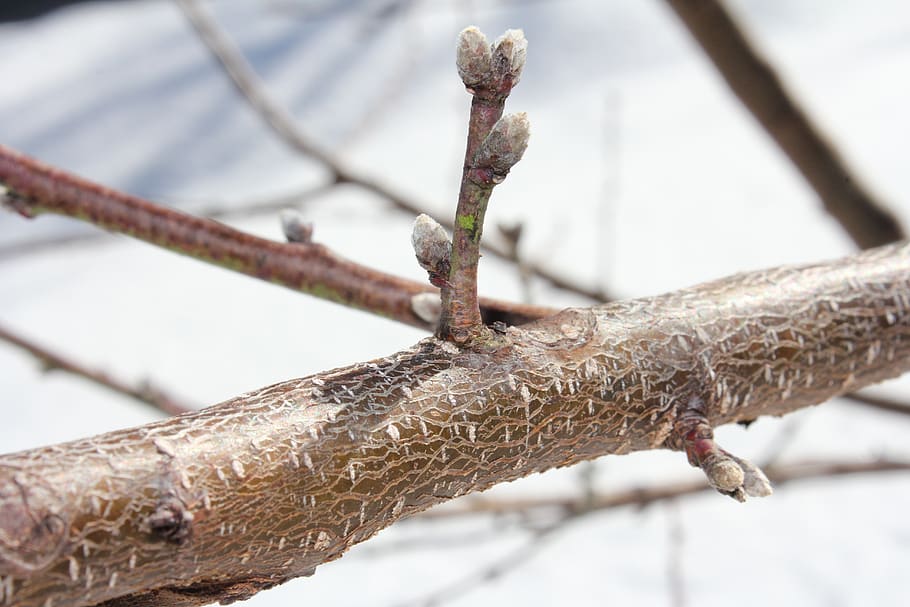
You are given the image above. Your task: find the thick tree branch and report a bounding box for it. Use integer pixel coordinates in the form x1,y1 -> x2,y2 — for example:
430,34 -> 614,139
664,0 -> 905,249
2,242 -> 909,606
0,324 -> 192,417
0,145 -> 553,329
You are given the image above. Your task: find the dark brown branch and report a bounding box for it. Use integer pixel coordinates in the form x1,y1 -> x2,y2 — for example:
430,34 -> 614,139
174,0 -> 615,303
0,324 -> 192,417
664,0 -> 905,249
0,144 -> 554,329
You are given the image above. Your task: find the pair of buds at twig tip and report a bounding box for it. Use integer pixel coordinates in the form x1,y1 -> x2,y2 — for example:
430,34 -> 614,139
280,209 -> 313,244
474,112 -> 531,177
456,26 -> 527,91
411,214 -> 452,288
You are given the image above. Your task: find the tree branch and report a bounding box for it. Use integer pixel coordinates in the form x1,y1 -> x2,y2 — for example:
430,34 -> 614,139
0,324 -> 192,417
663,0 -> 905,249
2,241 -> 909,607
0,144 -> 553,330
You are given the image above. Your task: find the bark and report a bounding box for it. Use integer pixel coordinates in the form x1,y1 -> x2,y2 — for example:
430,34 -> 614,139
2,242 -> 910,607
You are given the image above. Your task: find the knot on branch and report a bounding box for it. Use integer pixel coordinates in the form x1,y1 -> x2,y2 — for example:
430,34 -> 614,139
146,495 -> 194,545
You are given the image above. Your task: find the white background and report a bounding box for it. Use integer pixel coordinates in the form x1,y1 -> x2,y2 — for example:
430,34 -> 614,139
1,1 -> 909,605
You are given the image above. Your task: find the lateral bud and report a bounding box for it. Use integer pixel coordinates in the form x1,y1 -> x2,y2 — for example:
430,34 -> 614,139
456,26 -> 492,90
411,214 -> 452,288
474,112 -> 531,178
280,209 -> 313,244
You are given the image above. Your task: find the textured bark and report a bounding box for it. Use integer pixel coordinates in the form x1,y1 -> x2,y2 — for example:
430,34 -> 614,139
2,242 -> 910,607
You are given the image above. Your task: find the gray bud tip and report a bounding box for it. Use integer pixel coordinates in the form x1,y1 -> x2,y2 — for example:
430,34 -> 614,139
492,29 -> 527,86
456,26 -> 492,88
280,209 -> 313,244
476,112 -> 531,175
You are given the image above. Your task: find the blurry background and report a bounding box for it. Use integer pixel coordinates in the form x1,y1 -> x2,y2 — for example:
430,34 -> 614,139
1,1 -> 909,605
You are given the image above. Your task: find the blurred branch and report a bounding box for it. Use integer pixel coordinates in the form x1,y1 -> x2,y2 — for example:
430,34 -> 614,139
397,459 -> 908,607
664,0 -> 905,249
0,324 -> 192,416
176,0 -> 615,303
0,144 -> 555,329
415,459 -> 910,520
843,391 -> 910,417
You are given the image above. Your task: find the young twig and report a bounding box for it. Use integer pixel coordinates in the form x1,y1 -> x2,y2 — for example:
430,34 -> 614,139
0,145 -> 554,330
175,0 -> 616,304
434,27 -> 530,344
664,0 -> 905,249
0,324 -> 192,417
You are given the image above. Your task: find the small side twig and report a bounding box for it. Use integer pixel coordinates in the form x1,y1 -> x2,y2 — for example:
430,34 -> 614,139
435,27 -> 530,344
0,324 -> 192,416
0,144 -> 554,330
664,0 -> 905,249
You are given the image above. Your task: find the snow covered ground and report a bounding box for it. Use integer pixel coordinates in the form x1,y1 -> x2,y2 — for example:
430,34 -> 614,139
1,1 -> 909,605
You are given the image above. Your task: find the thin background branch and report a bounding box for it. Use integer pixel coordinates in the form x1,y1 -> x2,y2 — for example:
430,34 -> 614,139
0,324 -> 192,416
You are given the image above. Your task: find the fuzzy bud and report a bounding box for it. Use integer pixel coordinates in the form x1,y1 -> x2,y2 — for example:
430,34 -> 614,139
456,26 -> 492,89
491,29 -> 527,89
411,214 -> 452,288
474,112 -> 530,177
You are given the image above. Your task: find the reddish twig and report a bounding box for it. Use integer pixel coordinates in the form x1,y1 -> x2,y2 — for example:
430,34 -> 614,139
664,0 -> 904,249
0,145 -> 554,329
0,324 -> 192,417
